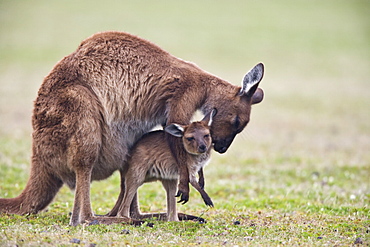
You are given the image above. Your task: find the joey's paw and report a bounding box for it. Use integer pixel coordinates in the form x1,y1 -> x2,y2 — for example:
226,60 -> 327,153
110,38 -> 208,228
205,200 -> 214,207
175,190 -> 189,204
203,197 -> 214,207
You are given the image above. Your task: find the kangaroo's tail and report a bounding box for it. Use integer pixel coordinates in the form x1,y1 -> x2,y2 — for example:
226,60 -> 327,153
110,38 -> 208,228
0,156 -> 63,215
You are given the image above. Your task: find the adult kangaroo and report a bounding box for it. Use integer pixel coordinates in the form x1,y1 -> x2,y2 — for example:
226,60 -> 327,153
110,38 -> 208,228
0,31 -> 264,226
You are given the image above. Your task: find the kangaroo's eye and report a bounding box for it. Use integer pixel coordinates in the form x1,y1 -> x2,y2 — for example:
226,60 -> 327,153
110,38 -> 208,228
204,134 -> 210,138
186,137 -> 194,141
233,116 -> 240,129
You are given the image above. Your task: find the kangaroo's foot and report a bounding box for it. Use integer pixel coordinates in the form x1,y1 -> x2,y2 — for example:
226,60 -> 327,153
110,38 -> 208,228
178,213 -> 206,223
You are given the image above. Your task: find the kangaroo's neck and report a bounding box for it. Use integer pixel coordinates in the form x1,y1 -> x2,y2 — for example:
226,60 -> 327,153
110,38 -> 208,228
198,73 -> 240,115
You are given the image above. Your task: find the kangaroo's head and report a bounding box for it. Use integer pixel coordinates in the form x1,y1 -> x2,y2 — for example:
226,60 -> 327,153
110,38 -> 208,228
209,63 -> 264,153
165,109 -> 216,155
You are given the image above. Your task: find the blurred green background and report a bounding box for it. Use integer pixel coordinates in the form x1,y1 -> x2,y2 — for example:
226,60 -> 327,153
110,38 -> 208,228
0,0 -> 369,218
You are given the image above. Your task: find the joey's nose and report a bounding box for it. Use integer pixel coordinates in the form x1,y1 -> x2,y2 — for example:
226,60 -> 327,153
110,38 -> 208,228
198,144 -> 207,153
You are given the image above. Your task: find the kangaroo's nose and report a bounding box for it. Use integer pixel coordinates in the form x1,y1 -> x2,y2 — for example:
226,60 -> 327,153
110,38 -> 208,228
198,144 -> 207,153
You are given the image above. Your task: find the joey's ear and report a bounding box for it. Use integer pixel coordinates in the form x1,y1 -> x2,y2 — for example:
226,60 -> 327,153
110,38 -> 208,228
240,63 -> 264,97
165,124 -> 184,137
201,108 -> 217,126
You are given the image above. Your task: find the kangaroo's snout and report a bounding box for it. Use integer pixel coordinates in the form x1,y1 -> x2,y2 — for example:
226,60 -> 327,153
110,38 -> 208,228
213,134 -> 236,154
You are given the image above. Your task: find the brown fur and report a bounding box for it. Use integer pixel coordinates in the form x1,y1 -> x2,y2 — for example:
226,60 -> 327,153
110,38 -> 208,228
118,111 -> 215,221
0,31 -> 264,225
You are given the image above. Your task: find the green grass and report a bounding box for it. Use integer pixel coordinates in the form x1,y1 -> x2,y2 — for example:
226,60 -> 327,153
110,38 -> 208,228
0,0 -> 369,246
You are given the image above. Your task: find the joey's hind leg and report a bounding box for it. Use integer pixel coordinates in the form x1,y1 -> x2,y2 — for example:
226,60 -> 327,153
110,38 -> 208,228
161,179 -> 179,221
116,169 -> 144,219
128,178 -> 179,221
131,179 -> 207,223
129,193 -> 142,219
106,170 -> 126,217
107,171 -> 145,219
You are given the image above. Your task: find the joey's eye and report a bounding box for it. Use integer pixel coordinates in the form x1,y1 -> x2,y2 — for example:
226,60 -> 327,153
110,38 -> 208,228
204,134 -> 210,138
186,137 -> 194,141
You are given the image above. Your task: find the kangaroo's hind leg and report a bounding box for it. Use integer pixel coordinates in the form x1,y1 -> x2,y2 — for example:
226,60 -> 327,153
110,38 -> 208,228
58,85 -> 135,226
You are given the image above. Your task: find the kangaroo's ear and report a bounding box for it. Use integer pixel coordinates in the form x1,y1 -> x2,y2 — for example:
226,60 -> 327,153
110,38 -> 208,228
165,124 -> 184,137
239,63 -> 264,97
251,88 -> 264,104
201,108 -> 217,126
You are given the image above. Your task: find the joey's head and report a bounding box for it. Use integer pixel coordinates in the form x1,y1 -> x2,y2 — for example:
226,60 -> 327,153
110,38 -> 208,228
209,63 -> 265,154
165,109 -> 216,155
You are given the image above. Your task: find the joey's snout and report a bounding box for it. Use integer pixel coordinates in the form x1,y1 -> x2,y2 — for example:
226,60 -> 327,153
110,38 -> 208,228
198,144 -> 207,153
